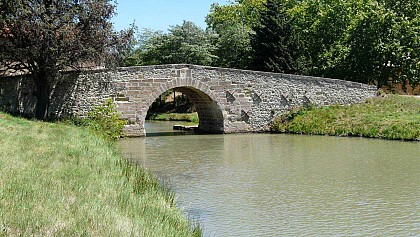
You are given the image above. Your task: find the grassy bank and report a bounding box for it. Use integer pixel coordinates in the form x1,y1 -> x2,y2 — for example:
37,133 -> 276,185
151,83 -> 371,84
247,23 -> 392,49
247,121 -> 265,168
0,112 -> 200,236
147,112 -> 199,124
271,95 -> 420,141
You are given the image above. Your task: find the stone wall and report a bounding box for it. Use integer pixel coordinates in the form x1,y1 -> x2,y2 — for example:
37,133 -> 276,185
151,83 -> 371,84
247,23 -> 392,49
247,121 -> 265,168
0,72 -> 119,119
0,64 -> 378,136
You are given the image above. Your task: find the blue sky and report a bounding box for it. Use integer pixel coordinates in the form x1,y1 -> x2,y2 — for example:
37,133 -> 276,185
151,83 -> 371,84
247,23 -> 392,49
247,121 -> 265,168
112,0 -> 228,32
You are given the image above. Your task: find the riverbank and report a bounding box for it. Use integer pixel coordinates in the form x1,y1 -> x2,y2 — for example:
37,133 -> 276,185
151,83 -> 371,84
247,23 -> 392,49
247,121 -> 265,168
271,95 -> 420,141
0,112 -> 200,236
147,112 -> 199,124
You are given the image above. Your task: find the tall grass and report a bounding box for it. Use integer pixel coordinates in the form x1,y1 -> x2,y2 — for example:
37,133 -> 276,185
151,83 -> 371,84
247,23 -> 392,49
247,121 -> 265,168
0,112 -> 200,236
271,95 -> 420,141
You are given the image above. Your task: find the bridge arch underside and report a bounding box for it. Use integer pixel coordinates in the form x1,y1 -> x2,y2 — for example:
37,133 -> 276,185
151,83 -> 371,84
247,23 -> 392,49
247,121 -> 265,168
147,86 -> 225,134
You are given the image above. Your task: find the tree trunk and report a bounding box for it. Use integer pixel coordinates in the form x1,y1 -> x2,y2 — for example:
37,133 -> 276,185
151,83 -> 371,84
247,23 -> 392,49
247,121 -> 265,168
34,71 -> 51,120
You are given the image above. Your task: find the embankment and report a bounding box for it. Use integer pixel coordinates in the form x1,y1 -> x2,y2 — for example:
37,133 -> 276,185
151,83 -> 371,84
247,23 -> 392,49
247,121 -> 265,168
0,112 -> 200,236
271,95 -> 420,141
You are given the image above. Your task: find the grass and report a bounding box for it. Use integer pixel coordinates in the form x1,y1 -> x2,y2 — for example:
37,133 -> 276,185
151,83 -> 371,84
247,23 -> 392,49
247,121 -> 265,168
271,95 -> 420,141
0,112 -> 200,236
147,112 -> 199,124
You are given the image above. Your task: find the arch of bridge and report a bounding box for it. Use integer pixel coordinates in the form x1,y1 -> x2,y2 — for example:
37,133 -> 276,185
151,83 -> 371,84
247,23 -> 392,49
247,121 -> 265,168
128,76 -> 227,135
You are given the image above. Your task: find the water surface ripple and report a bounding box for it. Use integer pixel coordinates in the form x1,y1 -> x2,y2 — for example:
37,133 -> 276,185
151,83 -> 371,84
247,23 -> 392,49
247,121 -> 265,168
118,121 -> 420,237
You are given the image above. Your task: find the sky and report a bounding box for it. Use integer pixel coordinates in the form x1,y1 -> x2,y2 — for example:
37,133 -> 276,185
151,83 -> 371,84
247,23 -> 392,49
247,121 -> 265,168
112,0 -> 229,32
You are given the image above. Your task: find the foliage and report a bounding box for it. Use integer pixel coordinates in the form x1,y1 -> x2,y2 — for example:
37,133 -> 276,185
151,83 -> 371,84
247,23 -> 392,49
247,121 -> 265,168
206,0 -> 266,33
272,95 -> 420,141
287,0 -> 359,77
204,0 -> 419,89
211,22 -> 253,69
206,0 -> 266,69
147,112 -> 199,124
125,21 -> 216,66
250,0 -> 305,73
0,0 -> 135,119
0,112 -> 201,236
344,1 -> 420,89
287,0 -> 419,87
71,98 -> 126,140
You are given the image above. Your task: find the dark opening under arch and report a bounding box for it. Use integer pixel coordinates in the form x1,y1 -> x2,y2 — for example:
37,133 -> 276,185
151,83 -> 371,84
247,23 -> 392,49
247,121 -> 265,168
146,86 -> 224,134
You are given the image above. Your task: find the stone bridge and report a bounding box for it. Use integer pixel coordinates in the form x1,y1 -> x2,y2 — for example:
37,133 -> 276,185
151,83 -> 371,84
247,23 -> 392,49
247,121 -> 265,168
0,64 -> 377,136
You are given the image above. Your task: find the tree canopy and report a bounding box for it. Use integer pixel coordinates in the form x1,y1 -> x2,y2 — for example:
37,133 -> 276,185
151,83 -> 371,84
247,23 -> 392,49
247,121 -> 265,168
206,0 -> 266,69
343,1 -> 420,88
0,0 -> 134,119
125,21 -> 216,66
250,0 -> 304,73
207,0 -> 419,89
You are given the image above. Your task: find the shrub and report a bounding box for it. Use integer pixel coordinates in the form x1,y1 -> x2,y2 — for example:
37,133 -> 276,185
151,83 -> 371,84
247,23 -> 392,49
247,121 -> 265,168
69,99 -> 126,140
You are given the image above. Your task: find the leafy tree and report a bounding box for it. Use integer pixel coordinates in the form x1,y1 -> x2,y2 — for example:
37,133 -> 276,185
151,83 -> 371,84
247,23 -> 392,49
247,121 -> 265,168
345,1 -> 419,88
287,0 -> 419,88
127,21 -> 216,66
211,22 -> 252,69
287,0 -> 365,78
250,0 -> 304,73
204,0 -> 419,89
0,0 -> 134,119
206,0 -> 266,32
206,0 -> 266,69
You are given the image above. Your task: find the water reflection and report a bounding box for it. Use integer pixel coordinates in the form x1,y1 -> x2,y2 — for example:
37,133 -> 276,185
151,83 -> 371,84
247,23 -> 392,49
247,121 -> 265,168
144,120 -> 197,137
118,121 -> 420,237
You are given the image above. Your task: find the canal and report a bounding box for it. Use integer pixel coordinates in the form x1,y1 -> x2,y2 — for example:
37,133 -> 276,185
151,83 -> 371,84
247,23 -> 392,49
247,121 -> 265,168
118,121 -> 420,236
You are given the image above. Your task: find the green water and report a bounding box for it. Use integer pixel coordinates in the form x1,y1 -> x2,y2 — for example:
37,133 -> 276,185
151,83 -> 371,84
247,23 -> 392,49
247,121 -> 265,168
118,121 -> 420,236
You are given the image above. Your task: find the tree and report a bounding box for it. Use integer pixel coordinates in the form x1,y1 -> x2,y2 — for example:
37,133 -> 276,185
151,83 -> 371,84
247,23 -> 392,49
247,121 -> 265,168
250,0 -> 304,73
206,0 -> 266,69
126,21 -> 216,66
206,0 -> 266,33
345,1 -> 419,88
211,22 -> 252,69
0,0 -> 134,119
286,0 -> 419,88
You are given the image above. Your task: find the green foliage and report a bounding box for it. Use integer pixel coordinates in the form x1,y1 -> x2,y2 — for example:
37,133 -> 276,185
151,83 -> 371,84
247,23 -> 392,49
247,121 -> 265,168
204,0 -> 419,89
287,0 -> 419,87
206,0 -> 266,32
71,99 -> 126,140
147,112 -> 199,124
250,0 -> 306,73
288,0 -> 360,77
272,95 -> 420,141
344,1 -> 419,88
212,22 -> 253,69
0,0 -> 135,119
86,99 -> 126,139
271,102 -> 316,131
206,0 -> 266,69
125,21 -> 216,66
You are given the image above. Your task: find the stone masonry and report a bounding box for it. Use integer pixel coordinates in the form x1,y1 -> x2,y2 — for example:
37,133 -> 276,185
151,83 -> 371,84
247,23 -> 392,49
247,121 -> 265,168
0,64 -> 378,136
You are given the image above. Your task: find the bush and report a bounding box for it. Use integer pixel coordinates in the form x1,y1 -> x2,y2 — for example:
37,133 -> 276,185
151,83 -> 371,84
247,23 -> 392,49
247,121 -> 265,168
69,99 -> 126,140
